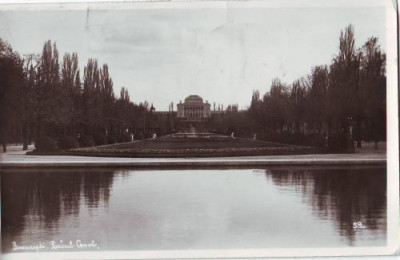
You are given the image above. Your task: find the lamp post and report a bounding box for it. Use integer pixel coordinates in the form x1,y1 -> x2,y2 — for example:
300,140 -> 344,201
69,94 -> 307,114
143,109 -> 146,137
346,116 -> 355,151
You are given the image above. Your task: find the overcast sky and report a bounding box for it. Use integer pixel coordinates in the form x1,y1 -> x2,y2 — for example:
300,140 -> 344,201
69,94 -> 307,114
0,1 -> 388,110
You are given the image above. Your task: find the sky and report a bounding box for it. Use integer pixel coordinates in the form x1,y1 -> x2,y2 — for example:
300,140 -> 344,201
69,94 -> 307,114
0,1 -> 389,111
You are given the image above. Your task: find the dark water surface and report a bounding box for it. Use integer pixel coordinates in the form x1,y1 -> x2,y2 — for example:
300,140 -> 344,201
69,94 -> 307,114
2,166 -> 386,252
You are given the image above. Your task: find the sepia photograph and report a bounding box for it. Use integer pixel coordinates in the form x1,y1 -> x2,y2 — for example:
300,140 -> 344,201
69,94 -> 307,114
0,0 -> 398,259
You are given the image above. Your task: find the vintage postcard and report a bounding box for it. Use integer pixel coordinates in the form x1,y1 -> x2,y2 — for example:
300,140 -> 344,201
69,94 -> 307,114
0,0 -> 398,259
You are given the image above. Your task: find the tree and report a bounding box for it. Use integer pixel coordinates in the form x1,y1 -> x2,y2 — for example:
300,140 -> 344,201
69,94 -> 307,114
35,40 -> 62,137
61,52 -> 81,136
248,90 -> 264,131
359,37 -> 386,148
82,58 -> 100,134
288,79 -> 307,133
307,65 -> 329,134
328,25 -> 361,147
265,78 -> 290,133
21,54 -> 39,150
99,64 -> 115,136
0,39 -> 24,152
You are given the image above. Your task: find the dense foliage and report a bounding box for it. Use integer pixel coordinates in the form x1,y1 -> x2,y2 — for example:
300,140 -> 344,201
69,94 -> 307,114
35,136 -> 58,152
221,25 -> 386,149
0,25 -> 386,152
0,40 -> 159,151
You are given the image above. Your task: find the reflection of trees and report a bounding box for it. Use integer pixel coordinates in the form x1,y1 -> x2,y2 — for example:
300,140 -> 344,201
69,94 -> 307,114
2,169 -> 115,251
2,172 -> 32,234
265,167 -> 386,245
83,171 -> 114,208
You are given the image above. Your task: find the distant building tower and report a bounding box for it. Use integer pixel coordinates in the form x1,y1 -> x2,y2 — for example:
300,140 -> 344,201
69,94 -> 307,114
177,95 -> 211,121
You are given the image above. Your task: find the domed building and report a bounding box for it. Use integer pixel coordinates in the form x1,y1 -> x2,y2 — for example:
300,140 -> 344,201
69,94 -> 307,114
177,95 -> 211,121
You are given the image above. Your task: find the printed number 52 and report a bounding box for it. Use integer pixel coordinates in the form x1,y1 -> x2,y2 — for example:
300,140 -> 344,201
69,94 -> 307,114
353,221 -> 365,229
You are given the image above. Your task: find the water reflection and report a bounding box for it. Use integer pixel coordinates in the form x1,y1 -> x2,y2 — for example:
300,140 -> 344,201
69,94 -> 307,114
265,167 -> 386,246
2,169 -> 114,251
2,167 -> 386,252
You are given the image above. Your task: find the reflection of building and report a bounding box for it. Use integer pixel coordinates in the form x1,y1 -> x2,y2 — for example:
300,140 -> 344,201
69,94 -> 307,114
177,95 -> 211,121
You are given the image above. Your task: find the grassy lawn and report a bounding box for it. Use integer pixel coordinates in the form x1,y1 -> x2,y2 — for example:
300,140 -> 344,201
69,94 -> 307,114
68,133 -> 322,158
104,136 -> 285,150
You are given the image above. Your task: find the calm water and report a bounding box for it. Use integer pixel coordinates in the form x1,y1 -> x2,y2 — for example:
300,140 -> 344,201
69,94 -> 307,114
2,166 -> 386,253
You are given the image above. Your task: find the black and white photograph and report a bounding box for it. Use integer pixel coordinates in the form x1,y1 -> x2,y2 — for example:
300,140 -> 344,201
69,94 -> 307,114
0,0 -> 398,259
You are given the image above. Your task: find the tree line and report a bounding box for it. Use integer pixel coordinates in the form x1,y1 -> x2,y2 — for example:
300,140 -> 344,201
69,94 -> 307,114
243,25 -> 385,149
0,24 -> 386,152
0,39 -> 159,152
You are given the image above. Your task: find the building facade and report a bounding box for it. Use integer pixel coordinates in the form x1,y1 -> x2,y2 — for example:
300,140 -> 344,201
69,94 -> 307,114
177,95 -> 211,121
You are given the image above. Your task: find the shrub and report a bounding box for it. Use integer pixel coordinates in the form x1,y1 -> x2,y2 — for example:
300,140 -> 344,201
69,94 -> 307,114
107,135 -> 118,144
121,132 -> 131,142
94,133 -> 108,146
305,134 -> 325,147
328,132 -> 347,151
79,135 -> 95,147
35,136 -> 58,152
57,136 -> 79,150
157,130 -> 164,137
136,132 -> 144,140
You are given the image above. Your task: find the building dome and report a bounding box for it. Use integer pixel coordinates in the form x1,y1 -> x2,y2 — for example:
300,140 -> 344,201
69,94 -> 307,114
184,95 -> 203,104
177,95 -> 211,120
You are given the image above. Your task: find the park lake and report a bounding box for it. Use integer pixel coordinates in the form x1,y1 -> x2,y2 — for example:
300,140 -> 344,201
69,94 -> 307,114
2,166 -> 386,252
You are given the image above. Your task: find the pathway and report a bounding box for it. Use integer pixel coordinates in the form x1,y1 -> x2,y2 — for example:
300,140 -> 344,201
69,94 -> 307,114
0,144 -> 387,168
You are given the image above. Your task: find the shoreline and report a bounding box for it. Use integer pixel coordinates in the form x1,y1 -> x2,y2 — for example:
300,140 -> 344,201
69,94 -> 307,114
0,144 -> 387,169
0,155 -> 386,169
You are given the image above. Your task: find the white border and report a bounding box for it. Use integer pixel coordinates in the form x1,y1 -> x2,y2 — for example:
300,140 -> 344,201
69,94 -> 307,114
0,0 -> 392,10
1,0 -> 398,259
386,0 -> 400,254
